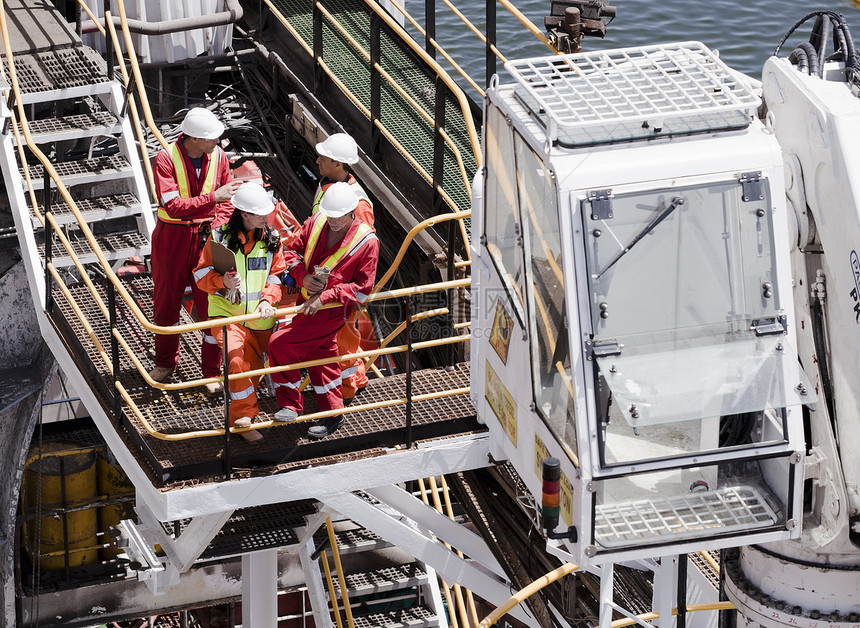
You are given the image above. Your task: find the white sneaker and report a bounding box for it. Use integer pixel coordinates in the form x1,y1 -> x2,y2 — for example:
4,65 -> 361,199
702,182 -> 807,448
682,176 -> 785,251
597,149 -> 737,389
233,417 -> 264,444
273,407 -> 298,422
205,381 -> 224,395
234,416 -> 253,429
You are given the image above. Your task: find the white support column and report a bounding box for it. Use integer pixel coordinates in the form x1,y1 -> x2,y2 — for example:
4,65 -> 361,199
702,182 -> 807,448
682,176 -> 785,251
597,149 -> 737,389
242,549 -> 278,628
299,539 -> 334,628
599,563 -> 614,628
653,556 -> 678,628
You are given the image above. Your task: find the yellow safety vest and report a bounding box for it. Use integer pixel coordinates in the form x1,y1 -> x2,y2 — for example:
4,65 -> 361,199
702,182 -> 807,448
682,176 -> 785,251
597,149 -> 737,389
301,213 -> 374,299
157,141 -> 220,223
311,177 -> 372,215
207,227 -> 276,331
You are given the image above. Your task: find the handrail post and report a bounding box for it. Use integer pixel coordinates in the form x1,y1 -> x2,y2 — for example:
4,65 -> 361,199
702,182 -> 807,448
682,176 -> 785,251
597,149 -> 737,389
312,1 -> 323,93
425,0 -> 436,58
432,77 -> 446,216
43,169 -> 53,313
486,0 -> 497,87
222,324 -> 232,480
108,280 -> 122,426
370,12 -> 381,160
446,220 -> 456,368
103,1 -> 114,81
75,1 -> 82,36
404,297 -> 413,448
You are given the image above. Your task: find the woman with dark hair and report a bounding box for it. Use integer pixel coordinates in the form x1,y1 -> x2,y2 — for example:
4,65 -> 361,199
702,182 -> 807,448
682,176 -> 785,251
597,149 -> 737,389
194,182 -> 285,444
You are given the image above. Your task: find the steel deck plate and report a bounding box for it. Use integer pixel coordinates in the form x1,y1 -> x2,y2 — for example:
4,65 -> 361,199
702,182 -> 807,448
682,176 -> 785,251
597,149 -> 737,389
32,193 -> 143,228
23,154 -> 132,189
51,274 -> 480,488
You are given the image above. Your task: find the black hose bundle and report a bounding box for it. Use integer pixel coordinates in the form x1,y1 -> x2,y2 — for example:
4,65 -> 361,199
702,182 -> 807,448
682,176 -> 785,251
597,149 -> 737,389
773,10 -> 860,91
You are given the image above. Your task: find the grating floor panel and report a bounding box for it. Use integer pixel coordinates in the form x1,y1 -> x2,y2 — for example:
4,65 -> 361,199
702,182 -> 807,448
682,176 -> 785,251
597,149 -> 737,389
52,274 -> 481,487
17,110 -> 120,141
2,46 -> 109,95
23,154 -> 131,187
32,192 -> 143,227
39,229 -> 149,265
351,604 -> 437,628
197,500 -> 318,559
595,485 -> 778,548
335,562 -> 427,597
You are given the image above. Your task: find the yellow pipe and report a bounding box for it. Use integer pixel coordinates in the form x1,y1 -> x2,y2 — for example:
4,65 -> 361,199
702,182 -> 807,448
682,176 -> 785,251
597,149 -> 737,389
115,0 -> 169,149
496,0 -> 556,53
439,476 -> 480,625
321,551 -> 345,628
700,550 -> 720,575
417,478 -> 460,628
610,601 -> 736,628
428,477 -> 470,628
104,11 -> 158,201
326,516 -> 356,628
47,264 -> 113,375
477,563 -> 579,627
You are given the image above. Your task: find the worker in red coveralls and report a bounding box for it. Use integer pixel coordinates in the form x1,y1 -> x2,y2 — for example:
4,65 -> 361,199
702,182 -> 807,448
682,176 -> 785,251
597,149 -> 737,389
312,133 -> 374,404
149,107 -> 241,393
268,182 -> 379,439
194,182 -> 285,444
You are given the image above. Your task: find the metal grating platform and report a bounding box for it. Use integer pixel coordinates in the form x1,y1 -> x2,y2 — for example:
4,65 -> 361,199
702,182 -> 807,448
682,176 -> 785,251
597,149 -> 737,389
197,500 -> 318,560
504,42 -> 760,146
351,604 -> 437,628
595,485 -> 778,548
22,154 -> 132,189
31,192 -> 143,228
16,110 -> 120,144
2,46 -> 109,100
39,229 -> 149,267
51,274 -> 481,486
335,562 -> 428,597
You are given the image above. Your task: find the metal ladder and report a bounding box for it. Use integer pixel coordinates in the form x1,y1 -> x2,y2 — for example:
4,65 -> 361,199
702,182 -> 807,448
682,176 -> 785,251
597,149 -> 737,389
0,44 -> 153,299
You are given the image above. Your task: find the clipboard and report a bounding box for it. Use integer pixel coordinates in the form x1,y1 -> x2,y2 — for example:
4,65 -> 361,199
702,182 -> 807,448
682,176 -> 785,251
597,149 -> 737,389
209,238 -> 240,301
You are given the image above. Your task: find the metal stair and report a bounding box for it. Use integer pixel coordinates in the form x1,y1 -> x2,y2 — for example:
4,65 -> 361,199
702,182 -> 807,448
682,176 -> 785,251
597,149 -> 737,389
0,43 -> 153,274
310,517 -> 446,628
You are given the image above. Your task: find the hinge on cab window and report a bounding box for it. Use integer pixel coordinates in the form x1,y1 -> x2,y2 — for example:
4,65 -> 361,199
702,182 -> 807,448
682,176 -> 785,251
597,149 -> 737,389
739,171 -> 764,202
585,338 -> 621,360
750,314 -> 787,336
585,189 -> 613,220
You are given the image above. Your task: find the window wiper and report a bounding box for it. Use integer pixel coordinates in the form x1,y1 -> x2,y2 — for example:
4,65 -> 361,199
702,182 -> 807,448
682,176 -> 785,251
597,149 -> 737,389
597,196 -> 685,278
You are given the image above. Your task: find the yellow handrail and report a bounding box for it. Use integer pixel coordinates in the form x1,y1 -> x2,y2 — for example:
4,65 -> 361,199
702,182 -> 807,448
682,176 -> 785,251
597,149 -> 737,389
326,516 -> 356,628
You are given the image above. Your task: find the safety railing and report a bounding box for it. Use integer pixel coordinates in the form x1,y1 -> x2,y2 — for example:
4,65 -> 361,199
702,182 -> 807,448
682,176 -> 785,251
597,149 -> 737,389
264,0 -> 478,256
0,0 -> 476,479
390,0 -> 555,101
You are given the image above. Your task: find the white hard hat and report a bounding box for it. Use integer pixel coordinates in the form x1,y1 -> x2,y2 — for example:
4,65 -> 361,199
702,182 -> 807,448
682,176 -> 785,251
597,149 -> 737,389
232,182 -> 274,216
319,181 -> 359,218
316,133 -> 359,165
180,107 -> 225,140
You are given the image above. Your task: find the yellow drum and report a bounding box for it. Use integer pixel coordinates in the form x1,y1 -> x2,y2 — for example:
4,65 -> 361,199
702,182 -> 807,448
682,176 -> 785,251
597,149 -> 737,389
96,454 -> 135,560
24,444 -> 98,571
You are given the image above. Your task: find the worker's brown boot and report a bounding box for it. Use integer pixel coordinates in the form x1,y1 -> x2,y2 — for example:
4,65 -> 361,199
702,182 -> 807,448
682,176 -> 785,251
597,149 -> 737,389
148,366 -> 174,382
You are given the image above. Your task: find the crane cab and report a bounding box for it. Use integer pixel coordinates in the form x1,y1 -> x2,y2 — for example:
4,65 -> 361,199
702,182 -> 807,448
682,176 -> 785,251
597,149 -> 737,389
470,42 -> 812,566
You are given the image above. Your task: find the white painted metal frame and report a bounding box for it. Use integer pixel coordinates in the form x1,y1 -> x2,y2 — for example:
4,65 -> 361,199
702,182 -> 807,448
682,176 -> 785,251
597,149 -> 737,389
322,490 -> 539,626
